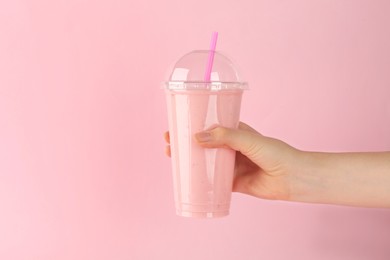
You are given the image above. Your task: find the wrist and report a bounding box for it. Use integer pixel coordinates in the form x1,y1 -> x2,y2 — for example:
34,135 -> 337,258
287,151 -> 330,204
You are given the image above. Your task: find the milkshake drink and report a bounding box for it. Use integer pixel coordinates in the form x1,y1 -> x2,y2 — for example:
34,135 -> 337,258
165,50 -> 247,218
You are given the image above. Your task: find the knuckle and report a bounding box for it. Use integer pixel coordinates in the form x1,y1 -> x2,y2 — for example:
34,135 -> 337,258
245,139 -> 261,156
212,127 -> 229,141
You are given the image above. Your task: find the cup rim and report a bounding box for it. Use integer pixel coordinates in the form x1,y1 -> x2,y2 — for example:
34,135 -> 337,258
164,81 -> 249,91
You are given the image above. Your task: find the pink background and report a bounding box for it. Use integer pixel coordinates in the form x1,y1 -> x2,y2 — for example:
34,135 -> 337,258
1,0 -> 390,259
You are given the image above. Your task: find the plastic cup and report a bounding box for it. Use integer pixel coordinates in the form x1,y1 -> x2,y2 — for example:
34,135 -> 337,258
164,50 -> 248,218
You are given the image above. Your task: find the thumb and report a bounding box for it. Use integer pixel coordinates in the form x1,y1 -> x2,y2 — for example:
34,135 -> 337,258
195,126 -> 265,161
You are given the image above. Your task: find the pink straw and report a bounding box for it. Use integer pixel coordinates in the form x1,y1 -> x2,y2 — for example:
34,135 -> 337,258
204,32 -> 218,82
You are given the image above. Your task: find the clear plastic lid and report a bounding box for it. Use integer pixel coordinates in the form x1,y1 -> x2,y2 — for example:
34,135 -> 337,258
165,50 -> 248,91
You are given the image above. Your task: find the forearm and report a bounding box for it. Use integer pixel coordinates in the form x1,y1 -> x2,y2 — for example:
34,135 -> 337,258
289,151 -> 390,208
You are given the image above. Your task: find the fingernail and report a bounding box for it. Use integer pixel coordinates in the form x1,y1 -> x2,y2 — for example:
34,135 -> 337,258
195,131 -> 213,142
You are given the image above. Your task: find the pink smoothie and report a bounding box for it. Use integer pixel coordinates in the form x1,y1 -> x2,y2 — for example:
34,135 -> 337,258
166,89 -> 243,218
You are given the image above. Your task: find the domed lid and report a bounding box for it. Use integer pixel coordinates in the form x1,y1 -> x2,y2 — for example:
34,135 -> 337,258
165,50 -> 248,90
